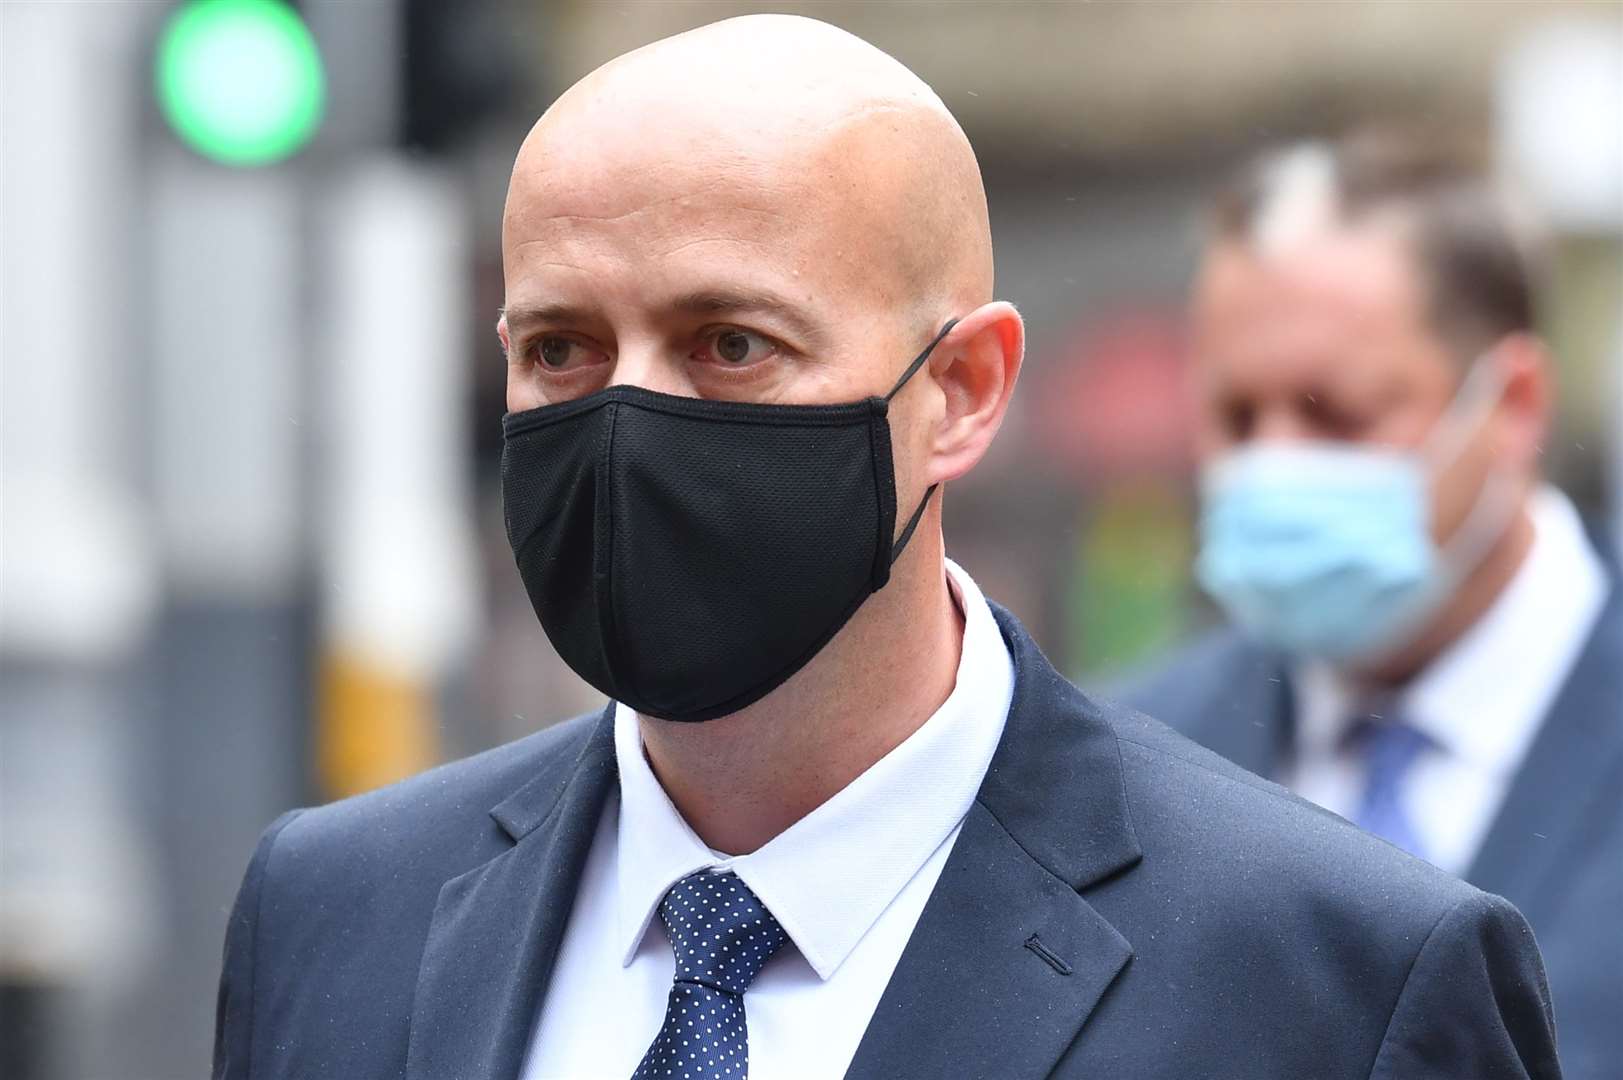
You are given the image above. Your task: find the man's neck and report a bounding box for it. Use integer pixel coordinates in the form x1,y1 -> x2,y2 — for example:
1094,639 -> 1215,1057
636,541 -> 964,855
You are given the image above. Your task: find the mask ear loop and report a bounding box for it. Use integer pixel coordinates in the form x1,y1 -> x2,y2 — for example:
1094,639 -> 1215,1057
884,318 -> 959,401
891,484 -> 936,562
1422,343 -> 1511,471
1422,344 -> 1521,609
884,319 -> 959,563
1357,343 -> 1521,666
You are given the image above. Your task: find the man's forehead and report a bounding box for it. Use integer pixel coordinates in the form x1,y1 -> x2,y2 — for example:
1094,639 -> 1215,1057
505,125 -> 809,236
1199,229 -> 1423,327
503,110 -> 940,323
503,75 -> 939,243
500,152 -> 859,310
1193,247 -> 1459,407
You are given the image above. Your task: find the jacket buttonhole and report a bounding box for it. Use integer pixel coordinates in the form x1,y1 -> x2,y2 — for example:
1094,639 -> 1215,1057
1024,934 -> 1073,976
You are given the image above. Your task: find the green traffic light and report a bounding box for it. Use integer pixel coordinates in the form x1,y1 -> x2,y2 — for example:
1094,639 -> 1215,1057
156,0 -> 325,167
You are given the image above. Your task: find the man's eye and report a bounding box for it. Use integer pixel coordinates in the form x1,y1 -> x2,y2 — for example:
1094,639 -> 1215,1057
1223,400 -> 1256,441
536,336 -> 587,369
1299,394 -> 1365,439
704,328 -> 775,366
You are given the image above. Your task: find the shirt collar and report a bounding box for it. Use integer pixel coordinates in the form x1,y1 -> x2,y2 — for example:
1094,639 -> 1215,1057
1295,485 -> 1609,771
613,559 -> 1014,979
1403,485 -> 1608,768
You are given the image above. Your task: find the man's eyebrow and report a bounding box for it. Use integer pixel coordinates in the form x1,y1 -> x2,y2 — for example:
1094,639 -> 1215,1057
501,291 -> 826,349
500,302 -> 595,331
669,289 -> 824,347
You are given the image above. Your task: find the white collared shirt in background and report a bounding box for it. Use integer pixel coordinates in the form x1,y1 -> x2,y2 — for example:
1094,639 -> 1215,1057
522,559 -> 1014,1080
1290,486 -> 1610,875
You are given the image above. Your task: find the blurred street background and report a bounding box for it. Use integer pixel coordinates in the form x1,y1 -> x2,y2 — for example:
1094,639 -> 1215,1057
2,2 -> 1619,1077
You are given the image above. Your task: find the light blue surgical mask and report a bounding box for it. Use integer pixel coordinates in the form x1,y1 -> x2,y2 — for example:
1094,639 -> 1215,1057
1195,355 -> 1515,665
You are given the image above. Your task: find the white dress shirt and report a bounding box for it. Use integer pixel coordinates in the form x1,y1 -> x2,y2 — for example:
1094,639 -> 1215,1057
521,560 -> 1015,1080
1290,486 -> 1610,875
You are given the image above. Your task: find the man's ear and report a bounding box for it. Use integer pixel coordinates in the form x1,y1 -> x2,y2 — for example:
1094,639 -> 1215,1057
1494,332 -> 1551,473
925,301 -> 1024,486
496,313 -> 512,358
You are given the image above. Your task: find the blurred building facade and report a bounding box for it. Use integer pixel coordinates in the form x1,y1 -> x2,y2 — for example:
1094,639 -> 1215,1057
1,2 -> 1618,1077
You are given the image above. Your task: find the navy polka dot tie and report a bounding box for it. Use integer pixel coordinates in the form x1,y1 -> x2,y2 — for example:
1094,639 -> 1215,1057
631,870 -> 788,1080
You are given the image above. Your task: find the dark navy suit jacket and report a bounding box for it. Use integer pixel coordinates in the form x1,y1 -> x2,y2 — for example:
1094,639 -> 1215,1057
1115,587 -> 1620,1079
215,608 -> 1561,1079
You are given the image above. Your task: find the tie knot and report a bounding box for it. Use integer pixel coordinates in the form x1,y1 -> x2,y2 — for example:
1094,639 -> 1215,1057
657,871 -> 788,996
1343,710 -> 1432,778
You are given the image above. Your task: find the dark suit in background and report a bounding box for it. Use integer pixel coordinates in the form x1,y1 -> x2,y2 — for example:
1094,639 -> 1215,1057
215,609 -> 1560,1079
1116,586 -> 1620,1078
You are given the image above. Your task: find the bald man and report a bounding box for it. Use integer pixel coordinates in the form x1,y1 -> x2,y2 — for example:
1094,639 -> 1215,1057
213,17 -> 1560,1080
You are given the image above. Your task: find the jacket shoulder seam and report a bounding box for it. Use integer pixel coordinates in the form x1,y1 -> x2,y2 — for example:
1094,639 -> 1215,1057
1113,732 -> 1290,803
1364,895 -> 1471,1079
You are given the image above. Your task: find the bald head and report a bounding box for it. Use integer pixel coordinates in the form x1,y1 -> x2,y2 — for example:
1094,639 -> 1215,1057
500,15 -> 992,402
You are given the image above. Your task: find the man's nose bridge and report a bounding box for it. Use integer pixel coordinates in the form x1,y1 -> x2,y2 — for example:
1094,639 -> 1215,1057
608,347 -> 694,397
1254,405 -> 1308,443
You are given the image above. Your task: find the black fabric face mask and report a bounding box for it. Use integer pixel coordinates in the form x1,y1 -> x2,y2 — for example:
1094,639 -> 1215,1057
501,320 -> 957,722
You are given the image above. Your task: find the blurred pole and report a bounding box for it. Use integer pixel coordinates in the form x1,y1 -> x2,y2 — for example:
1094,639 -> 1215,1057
315,160 -> 479,798
139,0 -> 340,1053
1614,324 -> 1623,566
141,148 -> 313,1074
306,0 -> 482,798
303,0 -> 400,150
1,5 -> 157,1079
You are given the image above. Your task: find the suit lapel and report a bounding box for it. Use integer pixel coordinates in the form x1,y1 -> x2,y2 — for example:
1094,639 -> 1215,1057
843,802 -> 1133,1080
405,709 -> 616,1080
1467,586 -> 1623,908
846,605 -> 1142,1079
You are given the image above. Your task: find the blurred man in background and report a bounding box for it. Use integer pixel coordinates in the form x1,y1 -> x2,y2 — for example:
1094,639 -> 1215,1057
1120,132 -> 1620,1077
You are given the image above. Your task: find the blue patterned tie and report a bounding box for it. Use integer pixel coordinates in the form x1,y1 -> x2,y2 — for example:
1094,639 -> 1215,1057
632,870 -> 788,1080
1346,708 -> 1433,862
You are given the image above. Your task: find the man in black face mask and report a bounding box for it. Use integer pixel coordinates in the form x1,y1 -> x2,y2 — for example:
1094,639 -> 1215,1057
215,15 -> 1561,1080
